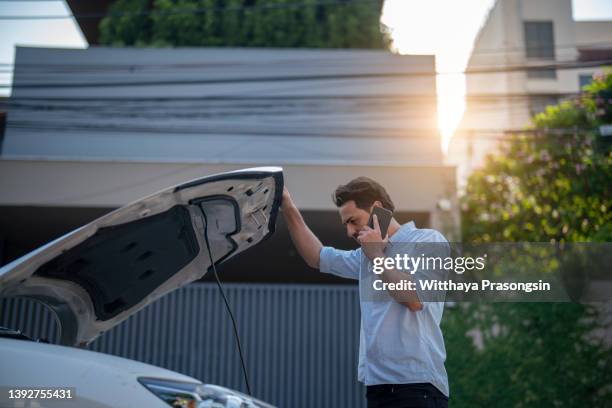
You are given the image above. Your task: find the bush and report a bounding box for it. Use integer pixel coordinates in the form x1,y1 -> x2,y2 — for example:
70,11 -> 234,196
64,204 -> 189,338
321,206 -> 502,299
446,68 -> 612,407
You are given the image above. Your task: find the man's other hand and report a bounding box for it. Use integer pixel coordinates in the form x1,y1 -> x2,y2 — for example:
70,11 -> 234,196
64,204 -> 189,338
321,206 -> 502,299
357,214 -> 388,260
281,186 -> 293,210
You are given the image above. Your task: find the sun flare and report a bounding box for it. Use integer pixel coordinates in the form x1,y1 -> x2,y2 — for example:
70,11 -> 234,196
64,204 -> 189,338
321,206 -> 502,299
381,0 -> 495,154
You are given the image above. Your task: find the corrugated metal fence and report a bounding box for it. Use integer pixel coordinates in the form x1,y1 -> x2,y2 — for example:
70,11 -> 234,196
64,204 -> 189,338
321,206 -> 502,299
0,283 -> 365,408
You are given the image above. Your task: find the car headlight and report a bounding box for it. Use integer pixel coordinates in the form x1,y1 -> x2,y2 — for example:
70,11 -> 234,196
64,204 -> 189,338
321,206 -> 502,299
138,378 -> 275,408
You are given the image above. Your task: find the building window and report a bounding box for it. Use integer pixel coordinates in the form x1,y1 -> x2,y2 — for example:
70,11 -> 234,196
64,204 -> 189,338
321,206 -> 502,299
527,68 -> 557,79
579,74 -> 593,89
529,95 -> 559,117
523,21 -> 556,79
524,21 -> 555,58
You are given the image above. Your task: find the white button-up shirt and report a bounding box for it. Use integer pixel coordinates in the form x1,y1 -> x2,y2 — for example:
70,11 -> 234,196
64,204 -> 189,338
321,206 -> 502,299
319,221 -> 450,397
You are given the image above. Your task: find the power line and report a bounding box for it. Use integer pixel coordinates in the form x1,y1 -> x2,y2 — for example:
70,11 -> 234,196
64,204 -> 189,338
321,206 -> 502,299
0,92 -> 595,119
4,119 -> 598,138
1,59 -> 609,89
464,59 -> 612,74
0,41 -> 609,69
2,91 -> 581,99
0,0 -> 607,55
463,40 -> 612,57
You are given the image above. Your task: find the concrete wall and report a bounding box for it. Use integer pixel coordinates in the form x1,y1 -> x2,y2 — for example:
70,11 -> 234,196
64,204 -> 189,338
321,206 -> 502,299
575,21 -> 612,45
1,46 -> 460,252
450,0 -> 612,179
462,0 -> 611,126
4,46 -> 442,166
460,0 -> 597,132
0,159 -> 457,234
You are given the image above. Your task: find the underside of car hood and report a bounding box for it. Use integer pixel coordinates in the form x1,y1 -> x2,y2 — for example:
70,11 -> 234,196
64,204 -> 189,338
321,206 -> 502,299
0,167 -> 283,347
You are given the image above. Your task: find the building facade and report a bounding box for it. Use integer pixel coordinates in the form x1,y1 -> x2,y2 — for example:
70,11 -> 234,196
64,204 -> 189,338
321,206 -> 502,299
1,46 -> 458,269
449,0 -> 612,181
0,46 -> 456,407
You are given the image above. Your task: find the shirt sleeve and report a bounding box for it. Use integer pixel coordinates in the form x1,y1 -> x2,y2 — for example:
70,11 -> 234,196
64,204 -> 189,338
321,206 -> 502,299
319,246 -> 361,280
412,230 -> 451,311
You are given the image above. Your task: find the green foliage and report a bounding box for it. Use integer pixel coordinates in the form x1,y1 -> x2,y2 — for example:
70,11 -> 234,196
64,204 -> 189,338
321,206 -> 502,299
447,69 -> 612,406
582,70 -> 612,126
462,68 -> 612,244
99,0 -> 153,46
443,303 -> 612,407
99,0 -> 389,48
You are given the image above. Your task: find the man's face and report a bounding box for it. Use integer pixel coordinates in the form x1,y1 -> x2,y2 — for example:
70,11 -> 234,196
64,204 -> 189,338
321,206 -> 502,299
338,200 -> 373,242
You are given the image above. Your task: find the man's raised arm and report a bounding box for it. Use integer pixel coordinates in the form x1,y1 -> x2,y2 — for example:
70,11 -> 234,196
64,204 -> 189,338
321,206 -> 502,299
281,187 -> 323,269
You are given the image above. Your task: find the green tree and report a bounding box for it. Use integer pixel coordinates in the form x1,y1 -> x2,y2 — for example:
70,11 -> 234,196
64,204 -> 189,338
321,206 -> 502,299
462,70 -> 611,243
443,69 -> 612,407
99,0 -> 389,48
99,0 -> 153,46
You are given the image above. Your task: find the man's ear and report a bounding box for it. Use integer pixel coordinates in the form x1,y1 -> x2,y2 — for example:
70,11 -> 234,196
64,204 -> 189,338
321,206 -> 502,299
372,200 -> 383,208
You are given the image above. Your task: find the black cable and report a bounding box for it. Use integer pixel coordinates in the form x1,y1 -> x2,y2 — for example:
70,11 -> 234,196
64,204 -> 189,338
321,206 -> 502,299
1,91 -> 581,103
0,40 -> 610,68
200,210 -> 252,396
2,58 -> 610,89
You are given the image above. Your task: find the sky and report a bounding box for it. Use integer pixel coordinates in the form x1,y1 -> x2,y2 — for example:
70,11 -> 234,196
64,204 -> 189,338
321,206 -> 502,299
381,0 -> 612,150
381,0 -> 498,150
1,0 -> 611,147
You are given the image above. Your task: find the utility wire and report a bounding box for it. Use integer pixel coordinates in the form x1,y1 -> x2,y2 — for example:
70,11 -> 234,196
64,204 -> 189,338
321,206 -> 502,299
0,92 -> 581,103
459,40 -> 612,56
0,41 -> 609,69
0,94 -> 596,117
0,98 -> 575,116
5,120 -> 599,138
1,59 -> 609,89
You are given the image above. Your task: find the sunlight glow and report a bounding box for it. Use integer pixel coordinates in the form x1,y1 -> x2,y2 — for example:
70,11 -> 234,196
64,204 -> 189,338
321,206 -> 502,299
381,0 -> 495,153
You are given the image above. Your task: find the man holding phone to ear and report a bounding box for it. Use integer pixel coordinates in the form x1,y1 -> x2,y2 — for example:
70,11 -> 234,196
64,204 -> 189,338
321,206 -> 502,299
281,177 -> 450,408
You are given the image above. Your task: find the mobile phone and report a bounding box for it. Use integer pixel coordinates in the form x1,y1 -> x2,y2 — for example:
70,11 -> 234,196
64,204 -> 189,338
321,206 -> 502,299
368,206 -> 393,238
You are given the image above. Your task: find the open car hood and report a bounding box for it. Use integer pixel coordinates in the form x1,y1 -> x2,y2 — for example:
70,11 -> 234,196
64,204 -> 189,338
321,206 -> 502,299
0,167 -> 283,347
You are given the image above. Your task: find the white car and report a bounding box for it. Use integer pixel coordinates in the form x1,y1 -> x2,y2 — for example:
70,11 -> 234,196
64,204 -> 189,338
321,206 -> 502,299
0,167 -> 283,408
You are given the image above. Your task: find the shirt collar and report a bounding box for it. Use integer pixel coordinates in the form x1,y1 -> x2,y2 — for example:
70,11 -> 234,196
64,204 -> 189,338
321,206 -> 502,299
388,221 -> 416,243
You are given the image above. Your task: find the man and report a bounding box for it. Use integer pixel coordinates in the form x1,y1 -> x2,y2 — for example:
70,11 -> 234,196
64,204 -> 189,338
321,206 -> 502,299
281,177 -> 450,408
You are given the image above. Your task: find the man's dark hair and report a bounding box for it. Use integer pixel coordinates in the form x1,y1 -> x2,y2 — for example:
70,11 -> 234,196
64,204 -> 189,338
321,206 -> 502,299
332,177 -> 395,212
